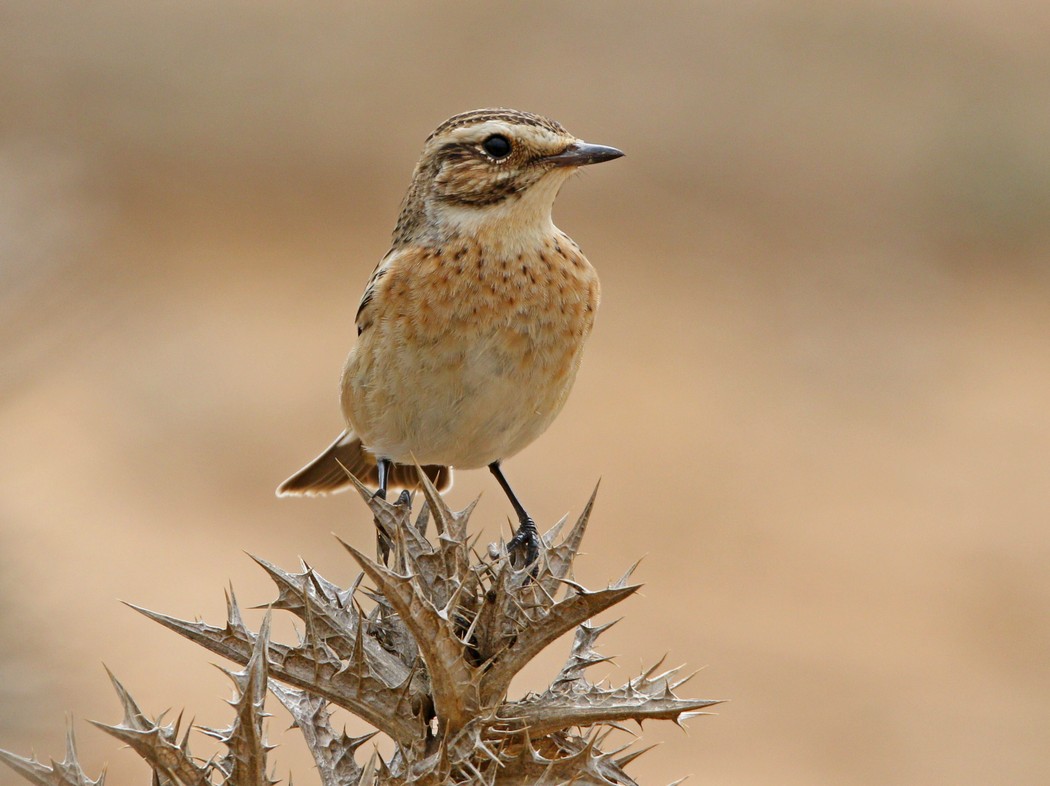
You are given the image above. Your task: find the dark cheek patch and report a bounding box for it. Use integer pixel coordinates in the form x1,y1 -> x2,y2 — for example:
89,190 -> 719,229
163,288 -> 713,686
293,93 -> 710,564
437,163 -> 525,207
447,178 -> 523,207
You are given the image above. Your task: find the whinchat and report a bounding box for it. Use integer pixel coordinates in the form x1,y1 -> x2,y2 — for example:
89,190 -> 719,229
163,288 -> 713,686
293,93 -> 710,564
278,108 -> 623,564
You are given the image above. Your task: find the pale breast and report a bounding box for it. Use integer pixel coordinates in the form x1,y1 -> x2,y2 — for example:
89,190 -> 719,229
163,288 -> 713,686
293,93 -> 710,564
342,233 -> 599,467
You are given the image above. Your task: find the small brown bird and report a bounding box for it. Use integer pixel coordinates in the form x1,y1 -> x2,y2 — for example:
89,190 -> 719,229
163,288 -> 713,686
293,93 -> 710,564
278,108 -> 623,563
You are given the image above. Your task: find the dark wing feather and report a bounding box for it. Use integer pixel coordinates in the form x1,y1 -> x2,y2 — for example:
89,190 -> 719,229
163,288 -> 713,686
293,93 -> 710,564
277,430 -> 451,496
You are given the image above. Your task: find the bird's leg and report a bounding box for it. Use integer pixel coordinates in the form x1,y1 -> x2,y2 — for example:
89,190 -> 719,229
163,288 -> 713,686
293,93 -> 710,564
375,458 -> 391,500
488,462 -> 540,568
373,458 -> 393,564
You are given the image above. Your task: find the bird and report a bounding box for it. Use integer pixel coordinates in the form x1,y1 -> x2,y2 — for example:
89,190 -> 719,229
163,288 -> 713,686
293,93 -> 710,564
277,108 -> 623,565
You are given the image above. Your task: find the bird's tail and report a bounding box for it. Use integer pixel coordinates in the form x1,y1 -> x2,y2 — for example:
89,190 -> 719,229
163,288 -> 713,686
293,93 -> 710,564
276,429 -> 452,497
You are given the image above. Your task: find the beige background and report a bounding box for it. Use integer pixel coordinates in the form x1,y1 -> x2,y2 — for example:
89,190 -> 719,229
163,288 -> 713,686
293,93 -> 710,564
2,2 -> 1049,784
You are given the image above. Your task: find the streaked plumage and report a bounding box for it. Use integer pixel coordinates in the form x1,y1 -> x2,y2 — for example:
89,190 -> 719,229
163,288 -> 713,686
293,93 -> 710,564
278,108 -> 622,560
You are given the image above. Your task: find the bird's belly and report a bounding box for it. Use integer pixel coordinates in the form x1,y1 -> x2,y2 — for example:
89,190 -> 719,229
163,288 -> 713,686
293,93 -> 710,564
343,233 -> 599,468
343,322 -> 583,469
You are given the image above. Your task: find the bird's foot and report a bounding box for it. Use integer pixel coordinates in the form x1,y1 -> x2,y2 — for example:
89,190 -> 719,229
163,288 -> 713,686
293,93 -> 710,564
395,489 -> 412,509
507,518 -> 540,571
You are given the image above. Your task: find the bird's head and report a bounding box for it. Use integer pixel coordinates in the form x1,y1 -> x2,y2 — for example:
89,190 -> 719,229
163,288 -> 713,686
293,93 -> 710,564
393,108 -> 623,247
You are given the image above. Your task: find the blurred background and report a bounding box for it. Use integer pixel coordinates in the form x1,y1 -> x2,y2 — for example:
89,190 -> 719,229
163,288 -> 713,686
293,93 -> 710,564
2,2 -> 1048,784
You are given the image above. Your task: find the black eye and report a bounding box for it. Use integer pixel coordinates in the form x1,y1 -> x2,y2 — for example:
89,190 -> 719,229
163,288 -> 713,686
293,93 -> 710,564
482,134 -> 512,159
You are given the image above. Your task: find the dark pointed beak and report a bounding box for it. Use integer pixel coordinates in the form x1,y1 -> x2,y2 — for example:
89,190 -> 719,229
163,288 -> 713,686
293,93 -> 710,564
547,141 -> 625,168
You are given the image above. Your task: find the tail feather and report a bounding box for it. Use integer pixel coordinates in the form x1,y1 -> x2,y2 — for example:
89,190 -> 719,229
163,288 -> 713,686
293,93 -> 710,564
276,430 -> 452,497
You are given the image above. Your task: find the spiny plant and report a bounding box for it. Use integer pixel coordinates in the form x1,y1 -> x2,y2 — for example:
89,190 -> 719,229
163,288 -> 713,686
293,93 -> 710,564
0,471 -> 719,784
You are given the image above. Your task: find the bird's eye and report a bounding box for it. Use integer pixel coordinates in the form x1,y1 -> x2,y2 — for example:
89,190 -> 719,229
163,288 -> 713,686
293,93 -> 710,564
482,134 -> 512,159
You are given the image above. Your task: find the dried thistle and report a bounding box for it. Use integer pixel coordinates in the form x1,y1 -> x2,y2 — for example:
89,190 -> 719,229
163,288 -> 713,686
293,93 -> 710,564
0,473 -> 718,785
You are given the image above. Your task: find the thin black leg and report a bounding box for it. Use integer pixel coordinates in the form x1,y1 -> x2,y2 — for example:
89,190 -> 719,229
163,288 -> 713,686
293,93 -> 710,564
488,461 -> 539,567
374,458 -> 393,564
376,458 -> 392,500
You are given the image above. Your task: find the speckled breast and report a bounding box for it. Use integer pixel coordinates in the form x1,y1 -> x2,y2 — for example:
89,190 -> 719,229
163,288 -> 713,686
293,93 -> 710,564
342,233 -> 599,468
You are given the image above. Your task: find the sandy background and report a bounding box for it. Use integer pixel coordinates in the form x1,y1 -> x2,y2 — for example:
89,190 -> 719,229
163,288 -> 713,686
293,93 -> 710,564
2,2 -> 1049,784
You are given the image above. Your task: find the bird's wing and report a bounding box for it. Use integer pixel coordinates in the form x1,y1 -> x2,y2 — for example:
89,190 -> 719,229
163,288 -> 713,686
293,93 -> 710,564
355,247 -> 401,333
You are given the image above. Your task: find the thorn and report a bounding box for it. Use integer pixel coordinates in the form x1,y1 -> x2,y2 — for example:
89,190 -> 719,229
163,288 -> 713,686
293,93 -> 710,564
614,558 -> 644,588
671,669 -> 702,691
63,716 -> 78,762
225,584 -> 245,629
179,713 -> 194,750
641,654 -> 669,681
541,512 -> 569,546
614,743 -> 660,768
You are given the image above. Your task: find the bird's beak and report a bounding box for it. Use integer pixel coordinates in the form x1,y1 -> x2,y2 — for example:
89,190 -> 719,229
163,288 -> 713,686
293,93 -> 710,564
546,141 -> 625,168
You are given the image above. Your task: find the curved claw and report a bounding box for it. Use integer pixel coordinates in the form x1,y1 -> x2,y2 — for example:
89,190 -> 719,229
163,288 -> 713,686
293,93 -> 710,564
507,518 -> 540,569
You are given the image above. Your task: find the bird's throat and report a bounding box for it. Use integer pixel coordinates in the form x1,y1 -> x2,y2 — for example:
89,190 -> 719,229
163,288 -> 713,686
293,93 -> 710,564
427,168 -> 571,254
